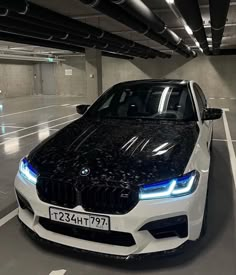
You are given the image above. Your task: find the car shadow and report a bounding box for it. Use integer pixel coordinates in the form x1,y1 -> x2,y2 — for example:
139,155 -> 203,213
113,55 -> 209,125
20,141 -> 234,272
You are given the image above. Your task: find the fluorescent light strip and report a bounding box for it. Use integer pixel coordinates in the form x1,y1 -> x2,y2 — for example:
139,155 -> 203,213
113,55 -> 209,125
185,25 -> 193,35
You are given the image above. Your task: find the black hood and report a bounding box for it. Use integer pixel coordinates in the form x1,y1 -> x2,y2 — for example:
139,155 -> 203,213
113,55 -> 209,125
29,118 -> 199,187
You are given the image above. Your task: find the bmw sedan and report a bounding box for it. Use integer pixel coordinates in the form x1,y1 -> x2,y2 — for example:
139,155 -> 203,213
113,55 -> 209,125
15,79 -> 222,258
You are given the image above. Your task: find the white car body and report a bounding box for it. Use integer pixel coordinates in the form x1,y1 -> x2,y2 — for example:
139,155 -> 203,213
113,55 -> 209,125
15,80 -> 214,257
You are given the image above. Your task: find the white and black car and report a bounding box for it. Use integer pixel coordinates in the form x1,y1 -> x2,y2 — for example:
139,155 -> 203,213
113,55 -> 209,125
15,80 -> 222,258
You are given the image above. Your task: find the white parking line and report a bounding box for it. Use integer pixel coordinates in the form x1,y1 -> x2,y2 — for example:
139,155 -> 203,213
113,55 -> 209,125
0,105 -> 57,118
213,138 -> 227,142
49,270 -> 67,275
0,208 -> 18,227
0,118 -> 77,146
222,109 -> 236,187
0,125 -> 26,129
213,139 -> 236,143
0,113 -> 77,138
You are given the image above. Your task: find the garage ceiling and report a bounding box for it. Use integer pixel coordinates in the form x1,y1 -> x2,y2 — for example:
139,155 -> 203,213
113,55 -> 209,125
0,0 -> 235,57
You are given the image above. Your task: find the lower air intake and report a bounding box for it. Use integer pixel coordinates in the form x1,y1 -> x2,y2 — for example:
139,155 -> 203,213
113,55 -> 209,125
39,217 -> 136,247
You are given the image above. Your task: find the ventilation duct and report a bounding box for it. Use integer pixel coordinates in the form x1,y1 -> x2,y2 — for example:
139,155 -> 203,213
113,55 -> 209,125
0,0 -> 27,13
80,0 -> 195,58
0,32 -> 86,53
102,52 -> 134,60
0,32 -> 144,60
0,0 -> 170,59
3,12 -> 91,39
110,0 -> 195,57
174,0 -> 210,55
0,54 -> 65,62
209,0 -> 230,55
0,22 -> 160,58
7,12 -> 171,58
0,25 -> 52,40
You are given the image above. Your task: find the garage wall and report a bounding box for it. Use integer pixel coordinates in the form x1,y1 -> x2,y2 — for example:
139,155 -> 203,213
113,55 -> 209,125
0,62 -> 34,98
102,55 -> 236,98
40,57 -> 86,97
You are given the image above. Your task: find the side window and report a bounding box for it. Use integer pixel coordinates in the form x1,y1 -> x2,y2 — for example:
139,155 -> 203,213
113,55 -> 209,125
195,84 -> 207,107
193,84 -> 204,119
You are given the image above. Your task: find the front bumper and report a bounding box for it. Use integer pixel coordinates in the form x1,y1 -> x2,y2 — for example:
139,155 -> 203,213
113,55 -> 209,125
15,172 -> 208,257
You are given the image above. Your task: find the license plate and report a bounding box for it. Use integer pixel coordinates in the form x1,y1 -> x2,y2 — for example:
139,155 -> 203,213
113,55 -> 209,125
49,207 -> 110,231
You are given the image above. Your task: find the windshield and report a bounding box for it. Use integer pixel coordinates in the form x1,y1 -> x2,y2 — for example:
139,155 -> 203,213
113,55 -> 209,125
86,83 -> 197,121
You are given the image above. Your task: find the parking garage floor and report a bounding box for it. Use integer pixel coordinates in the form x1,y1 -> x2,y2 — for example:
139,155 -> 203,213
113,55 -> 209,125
0,95 -> 235,275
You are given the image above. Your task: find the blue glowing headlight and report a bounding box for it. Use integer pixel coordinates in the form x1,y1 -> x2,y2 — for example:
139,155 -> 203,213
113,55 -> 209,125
139,171 -> 199,200
19,158 -> 38,185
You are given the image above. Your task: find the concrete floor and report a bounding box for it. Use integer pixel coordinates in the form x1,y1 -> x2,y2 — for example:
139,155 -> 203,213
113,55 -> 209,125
0,95 -> 235,275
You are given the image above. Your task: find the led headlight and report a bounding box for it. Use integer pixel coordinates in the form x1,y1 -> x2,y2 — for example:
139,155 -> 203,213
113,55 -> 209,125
19,158 -> 38,185
139,170 -> 199,200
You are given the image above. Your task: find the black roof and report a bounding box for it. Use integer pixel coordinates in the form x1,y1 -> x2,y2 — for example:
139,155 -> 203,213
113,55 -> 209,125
115,79 -> 189,86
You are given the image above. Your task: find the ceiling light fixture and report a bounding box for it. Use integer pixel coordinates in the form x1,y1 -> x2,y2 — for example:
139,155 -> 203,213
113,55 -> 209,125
185,25 -> 193,35
165,0 -> 175,4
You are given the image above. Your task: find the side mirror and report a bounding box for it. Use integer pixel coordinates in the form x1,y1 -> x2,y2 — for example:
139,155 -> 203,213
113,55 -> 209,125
76,104 -> 90,115
202,108 -> 222,121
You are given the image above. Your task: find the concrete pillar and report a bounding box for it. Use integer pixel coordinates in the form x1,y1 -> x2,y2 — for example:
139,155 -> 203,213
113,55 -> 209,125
85,48 -> 103,104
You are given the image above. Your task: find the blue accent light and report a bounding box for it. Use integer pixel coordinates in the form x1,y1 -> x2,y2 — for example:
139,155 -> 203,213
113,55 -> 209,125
139,171 -> 199,200
19,158 -> 38,185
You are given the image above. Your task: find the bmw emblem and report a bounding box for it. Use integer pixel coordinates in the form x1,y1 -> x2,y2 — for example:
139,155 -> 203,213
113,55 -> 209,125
80,167 -> 90,176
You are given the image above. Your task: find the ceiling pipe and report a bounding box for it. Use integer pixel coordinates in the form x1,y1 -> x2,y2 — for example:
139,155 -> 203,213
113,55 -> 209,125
102,52 -> 134,60
54,52 -> 133,60
23,3 -> 168,57
0,35 -> 135,60
0,25 -> 52,40
209,0 -> 230,55
0,31 -> 150,59
0,16 -> 70,40
0,1 -> 169,59
0,48 -> 56,57
0,22 -> 157,58
0,32 -> 86,53
8,11 -> 92,39
0,54 -> 65,62
0,0 -> 27,13
0,15 -> 133,52
80,0 -> 194,58
110,0 -> 195,57
7,12 -> 167,57
174,0 -> 210,55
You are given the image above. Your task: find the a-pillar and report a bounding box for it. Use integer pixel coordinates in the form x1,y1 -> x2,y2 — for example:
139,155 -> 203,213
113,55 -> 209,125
85,48 -> 103,104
